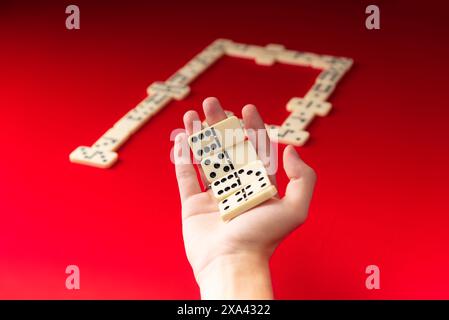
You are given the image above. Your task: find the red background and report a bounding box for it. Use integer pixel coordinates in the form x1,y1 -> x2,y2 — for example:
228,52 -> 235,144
1,1 -> 449,299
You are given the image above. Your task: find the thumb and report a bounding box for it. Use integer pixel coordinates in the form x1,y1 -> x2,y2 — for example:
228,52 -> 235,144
282,145 -> 317,224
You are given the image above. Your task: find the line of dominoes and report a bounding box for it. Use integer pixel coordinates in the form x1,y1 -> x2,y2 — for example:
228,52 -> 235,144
70,39 -> 352,168
188,116 -> 277,222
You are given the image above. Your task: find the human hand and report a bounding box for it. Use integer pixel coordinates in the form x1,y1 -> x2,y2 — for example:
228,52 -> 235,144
174,97 -> 316,299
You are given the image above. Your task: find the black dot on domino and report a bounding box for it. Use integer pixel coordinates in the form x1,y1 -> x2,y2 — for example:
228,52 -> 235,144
210,172 -> 216,179
261,183 -> 267,188
231,183 -> 237,188
211,143 -> 217,150
197,150 -> 203,157
248,191 -> 253,196
218,190 -> 223,195
237,198 -> 243,202
258,177 -> 264,181
238,169 -> 244,174
191,136 -> 198,143
224,206 -> 229,210
225,187 -> 230,191
214,163 -> 220,169
235,191 -> 241,196
199,133 -> 204,140
221,177 -> 226,183
223,199 -> 228,204
204,159 -> 211,165
245,185 -> 251,190
256,171 -> 262,176
228,174 -> 233,179
218,153 -> 224,159
214,181 -> 220,186
224,166 -> 230,172
247,170 -> 253,175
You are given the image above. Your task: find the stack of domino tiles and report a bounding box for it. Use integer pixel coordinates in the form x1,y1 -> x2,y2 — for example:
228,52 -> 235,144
188,116 -> 277,222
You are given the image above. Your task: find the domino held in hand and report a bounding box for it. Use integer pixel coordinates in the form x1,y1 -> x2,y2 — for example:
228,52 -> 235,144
188,113 -> 277,222
188,116 -> 245,161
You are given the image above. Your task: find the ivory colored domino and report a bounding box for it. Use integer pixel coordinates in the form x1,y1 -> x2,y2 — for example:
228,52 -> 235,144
277,127 -> 310,146
227,43 -> 283,65
92,126 -> 131,151
115,93 -> 171,135
281,109 -> 316,131
310,56 -> 332,70
136,92 -> 172,117
166,71 -> 191,86
69,146 -> 118,169
201,140 -> 258,182
202,110 -> 235,127
265,43 -> 285,53
286,97 -> 332,116
316,69 -> 344,85
219,184 -> 277,222
211,160 -> 269,200
302,52 -> 321,67
255,52 -> 276,66
277,50 -> 317,66
210,38 -> 234,50
113,107 -> 151,135
147,81 -> 190,100
334,57 -> 353,72
195,45 -> 225,65
304,82 -> 335,101
225,43 -> 265,60
254,43 -> 286,65
321,56 -> 353,73
188,116 -> 245,161
224,43 -> 253,58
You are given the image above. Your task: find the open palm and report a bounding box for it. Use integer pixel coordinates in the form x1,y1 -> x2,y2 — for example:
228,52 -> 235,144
174,97 -> 316,282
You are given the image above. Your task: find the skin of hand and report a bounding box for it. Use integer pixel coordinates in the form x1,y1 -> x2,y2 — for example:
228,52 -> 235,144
173,97 -> 317,299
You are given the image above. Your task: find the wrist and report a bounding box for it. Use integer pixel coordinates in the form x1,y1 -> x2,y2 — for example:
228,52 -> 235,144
196,252 -> 273,300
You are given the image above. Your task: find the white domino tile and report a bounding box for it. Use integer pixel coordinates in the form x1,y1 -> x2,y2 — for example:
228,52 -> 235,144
276,127 -> 310,146
219,182 -> 277,222
286,97 -> 332,116
201,140 -> 258,182
281,109 -> 316,131
188,116 -> 245,161
92,126 -> 131,151
113,107 -> 150,134
202,110 -> 235,127
69,146 -> 118,169
211,160 -> 269,200
316,69 -> 344,85
304,82 -> 335,101
147,81 -> 190,100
